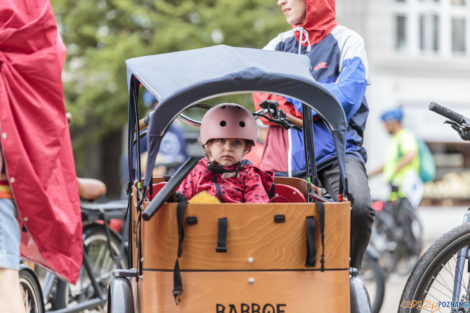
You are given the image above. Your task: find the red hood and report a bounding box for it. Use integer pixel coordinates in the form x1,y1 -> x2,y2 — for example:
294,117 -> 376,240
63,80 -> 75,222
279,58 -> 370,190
293,0 -> 337,46
0,0 -> 82,283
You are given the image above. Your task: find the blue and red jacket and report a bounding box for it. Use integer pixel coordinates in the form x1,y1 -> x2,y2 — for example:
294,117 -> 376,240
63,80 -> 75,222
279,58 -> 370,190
254,0 -> 370,176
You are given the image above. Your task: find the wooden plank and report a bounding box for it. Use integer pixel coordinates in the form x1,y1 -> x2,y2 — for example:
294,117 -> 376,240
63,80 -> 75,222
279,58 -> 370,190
142,202 -> 350,270
141,270 -> 350,313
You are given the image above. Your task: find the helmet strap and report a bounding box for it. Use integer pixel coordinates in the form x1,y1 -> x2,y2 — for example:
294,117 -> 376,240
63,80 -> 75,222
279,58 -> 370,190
207,161 -> 241,179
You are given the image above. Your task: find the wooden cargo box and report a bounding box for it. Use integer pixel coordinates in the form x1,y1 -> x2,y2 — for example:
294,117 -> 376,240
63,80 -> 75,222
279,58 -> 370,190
134,201 -> 351,313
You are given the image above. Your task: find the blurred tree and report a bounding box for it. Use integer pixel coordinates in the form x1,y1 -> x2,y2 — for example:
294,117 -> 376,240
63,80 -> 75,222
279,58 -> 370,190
51,0 -> 287,196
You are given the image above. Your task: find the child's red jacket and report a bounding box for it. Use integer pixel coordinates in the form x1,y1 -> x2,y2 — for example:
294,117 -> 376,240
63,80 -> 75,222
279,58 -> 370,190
177,158 -> 274,203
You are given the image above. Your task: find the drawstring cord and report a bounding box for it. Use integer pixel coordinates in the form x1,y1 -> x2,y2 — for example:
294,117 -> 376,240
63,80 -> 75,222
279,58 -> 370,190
293,26 -> 311,54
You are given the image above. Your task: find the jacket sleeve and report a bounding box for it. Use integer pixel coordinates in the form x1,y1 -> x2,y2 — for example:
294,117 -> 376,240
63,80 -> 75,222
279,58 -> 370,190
252,31 -> 306,124
242,167 -> 274,203
176,162 -> 201,200
321,33 -> 369,121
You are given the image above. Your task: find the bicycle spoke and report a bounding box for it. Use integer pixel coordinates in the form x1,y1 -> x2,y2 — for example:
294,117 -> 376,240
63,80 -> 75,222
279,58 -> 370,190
50,227 -> 126,312
90,242 -> 108,274
24,289 -> 30,312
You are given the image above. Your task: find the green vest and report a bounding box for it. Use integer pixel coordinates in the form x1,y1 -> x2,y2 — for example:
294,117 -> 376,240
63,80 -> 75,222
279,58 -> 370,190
383,128 -> 420,190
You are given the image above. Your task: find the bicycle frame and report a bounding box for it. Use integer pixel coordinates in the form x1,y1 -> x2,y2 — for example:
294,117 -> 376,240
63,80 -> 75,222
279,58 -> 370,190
45,252 -> 108,313
42,200 -> 128,313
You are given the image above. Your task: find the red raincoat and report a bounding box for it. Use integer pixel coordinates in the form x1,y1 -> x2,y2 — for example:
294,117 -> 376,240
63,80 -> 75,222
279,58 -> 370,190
0,0 -> 82,283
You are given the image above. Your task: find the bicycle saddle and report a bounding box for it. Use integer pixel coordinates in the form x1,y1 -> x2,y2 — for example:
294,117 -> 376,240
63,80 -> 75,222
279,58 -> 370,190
77,177 -> 107,200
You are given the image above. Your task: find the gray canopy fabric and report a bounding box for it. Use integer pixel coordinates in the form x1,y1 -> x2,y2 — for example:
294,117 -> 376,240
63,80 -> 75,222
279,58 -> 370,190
126,45 -> 348,195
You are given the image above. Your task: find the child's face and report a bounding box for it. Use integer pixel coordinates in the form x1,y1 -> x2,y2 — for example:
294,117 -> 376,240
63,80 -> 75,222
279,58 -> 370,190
206,138 -> 251,167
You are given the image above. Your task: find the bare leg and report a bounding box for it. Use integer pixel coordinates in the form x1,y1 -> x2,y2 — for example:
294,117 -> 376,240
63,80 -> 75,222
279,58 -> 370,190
0,268 -> 26,313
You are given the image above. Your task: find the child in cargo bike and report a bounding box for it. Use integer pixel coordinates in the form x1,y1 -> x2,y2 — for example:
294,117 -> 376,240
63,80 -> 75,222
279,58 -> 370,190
177,103 -> 274,203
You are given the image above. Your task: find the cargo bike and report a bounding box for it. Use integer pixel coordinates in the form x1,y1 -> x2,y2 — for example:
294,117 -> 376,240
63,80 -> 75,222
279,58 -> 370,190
109,45 -> 371,313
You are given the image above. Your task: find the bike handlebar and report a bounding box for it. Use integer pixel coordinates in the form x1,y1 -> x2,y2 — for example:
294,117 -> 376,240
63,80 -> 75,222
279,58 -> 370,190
429,102 -> 469,125
429,102 -> 470,141
255,100 -> 303,131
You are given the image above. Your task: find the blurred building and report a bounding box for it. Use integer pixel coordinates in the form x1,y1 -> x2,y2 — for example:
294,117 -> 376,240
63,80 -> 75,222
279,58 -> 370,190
337,0 -> 470,204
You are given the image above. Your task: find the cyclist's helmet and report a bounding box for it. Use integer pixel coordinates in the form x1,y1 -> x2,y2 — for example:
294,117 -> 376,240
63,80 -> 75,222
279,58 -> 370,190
200,103 -> 257,146
380,106 -> 403,122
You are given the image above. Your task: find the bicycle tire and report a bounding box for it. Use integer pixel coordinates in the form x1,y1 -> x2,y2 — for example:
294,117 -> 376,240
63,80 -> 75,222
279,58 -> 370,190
361,253 -> 386,313
399,222 -> 470,313
51,224 -> 128,312
20,268 -> 44,313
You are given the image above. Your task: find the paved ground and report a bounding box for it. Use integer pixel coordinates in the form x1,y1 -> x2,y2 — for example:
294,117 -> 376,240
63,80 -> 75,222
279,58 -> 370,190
379,205 -> 469,313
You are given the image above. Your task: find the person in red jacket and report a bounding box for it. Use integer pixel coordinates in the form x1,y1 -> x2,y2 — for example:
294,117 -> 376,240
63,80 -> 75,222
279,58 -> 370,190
177,103 -> 273,203
0,1 -> 82,312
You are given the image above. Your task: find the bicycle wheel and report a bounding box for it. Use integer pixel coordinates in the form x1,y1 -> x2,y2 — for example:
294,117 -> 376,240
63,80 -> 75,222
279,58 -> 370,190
360,252 -> 386,313
399,222 -> 470,313
20,268 -> 44,313
53,225 -> 127,312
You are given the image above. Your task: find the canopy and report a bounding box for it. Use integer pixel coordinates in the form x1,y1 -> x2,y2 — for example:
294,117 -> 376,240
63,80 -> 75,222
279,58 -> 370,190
126,45 -> 348,195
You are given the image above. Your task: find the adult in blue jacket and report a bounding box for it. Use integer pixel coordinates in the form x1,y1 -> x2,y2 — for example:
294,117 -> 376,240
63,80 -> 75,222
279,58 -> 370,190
254,0 -> 374,270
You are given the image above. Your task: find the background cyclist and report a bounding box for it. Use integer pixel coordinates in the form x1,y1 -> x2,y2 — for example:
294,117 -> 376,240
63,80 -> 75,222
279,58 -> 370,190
369,106 -> 423,254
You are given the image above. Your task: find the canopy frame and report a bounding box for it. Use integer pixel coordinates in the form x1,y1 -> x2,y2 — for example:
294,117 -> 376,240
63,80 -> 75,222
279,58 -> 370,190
126,45 -> 349,198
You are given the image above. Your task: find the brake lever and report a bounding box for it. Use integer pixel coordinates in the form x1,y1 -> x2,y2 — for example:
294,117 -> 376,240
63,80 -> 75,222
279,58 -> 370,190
284,119 -> 302,131
253,109 -> 269,118
445,120 -> 470,141
253,108 -> 302,131
259,100 -> 279,118
277,110 -> 302,131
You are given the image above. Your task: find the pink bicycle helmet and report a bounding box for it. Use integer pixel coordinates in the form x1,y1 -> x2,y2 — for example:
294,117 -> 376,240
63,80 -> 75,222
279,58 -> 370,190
200,103 -> 257,145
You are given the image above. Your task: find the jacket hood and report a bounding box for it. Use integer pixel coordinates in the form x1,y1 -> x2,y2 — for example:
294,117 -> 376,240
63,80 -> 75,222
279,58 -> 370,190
293,0 -> 337,46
